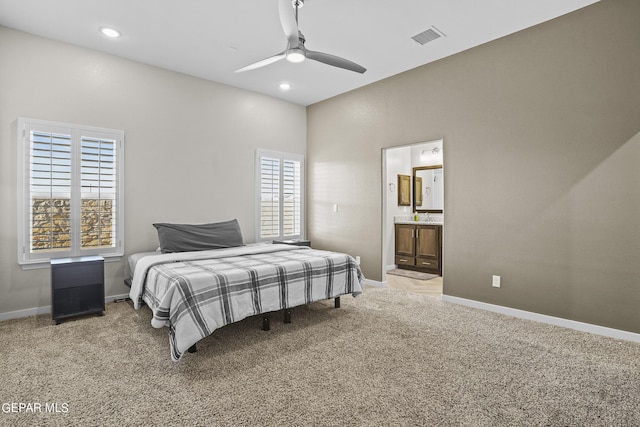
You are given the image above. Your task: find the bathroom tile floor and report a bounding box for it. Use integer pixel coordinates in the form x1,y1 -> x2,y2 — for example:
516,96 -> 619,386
386,274 -> 442,297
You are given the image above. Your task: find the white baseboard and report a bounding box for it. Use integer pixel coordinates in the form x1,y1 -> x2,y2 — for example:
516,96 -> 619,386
386,264 -> 397,271
364,279 -> 386,288
0,293 -> 131,322
442,295 -> 640,344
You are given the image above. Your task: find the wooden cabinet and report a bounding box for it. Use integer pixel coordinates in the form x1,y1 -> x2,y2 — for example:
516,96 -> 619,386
394,224 -> 442,275
51,256 -> 105,324
394,224 -> 416,258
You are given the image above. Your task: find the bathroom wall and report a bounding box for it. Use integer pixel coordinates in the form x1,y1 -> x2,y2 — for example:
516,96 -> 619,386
384,146 -> 412,270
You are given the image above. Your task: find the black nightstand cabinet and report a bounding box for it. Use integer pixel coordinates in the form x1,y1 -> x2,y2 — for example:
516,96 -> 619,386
51,256 -> 105,324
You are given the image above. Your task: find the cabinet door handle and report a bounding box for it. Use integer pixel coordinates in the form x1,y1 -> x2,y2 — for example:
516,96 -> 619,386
422,261 -> 432,266
400,259 -> 407,262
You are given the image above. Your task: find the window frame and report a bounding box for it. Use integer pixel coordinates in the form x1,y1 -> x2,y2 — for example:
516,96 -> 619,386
254,149 -> 305,242
17,117 -> 125,268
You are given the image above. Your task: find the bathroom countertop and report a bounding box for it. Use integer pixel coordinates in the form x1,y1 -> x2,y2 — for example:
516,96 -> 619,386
395,221 -> 444,226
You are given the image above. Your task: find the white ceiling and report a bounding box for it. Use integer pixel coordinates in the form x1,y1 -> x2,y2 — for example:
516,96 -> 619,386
0,0 -> 599,106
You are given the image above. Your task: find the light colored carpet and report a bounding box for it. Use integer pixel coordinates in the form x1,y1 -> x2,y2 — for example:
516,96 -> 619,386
1,286 -> 639,426
387,268 -> 439,281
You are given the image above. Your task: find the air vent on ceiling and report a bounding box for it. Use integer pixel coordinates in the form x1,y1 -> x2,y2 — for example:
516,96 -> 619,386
411,26 -> 446,45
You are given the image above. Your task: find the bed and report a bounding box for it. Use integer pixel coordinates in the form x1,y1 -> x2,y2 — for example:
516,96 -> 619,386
128,240 -> 365,361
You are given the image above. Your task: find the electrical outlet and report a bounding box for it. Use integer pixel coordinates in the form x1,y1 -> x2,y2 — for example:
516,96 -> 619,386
332,204 -> 338,213
355,256 -> 361,265
492,275 -> 501,288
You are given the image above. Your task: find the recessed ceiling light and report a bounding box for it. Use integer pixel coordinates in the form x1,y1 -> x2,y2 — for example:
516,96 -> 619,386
279,83 -> 291,90
100,27 -> 121,38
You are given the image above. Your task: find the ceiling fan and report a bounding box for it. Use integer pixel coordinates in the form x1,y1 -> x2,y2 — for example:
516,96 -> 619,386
235,0 -> 366,74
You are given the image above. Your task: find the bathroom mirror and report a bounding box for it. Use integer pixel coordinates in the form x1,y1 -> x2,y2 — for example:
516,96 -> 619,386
413,165 -> 443,213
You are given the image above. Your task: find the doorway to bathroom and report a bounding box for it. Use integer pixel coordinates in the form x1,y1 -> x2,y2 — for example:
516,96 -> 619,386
381,139 -> 444,296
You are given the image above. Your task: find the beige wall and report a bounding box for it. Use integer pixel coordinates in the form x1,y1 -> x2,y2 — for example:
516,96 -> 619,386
307,0 -> 640,333
0,27 -> 306,314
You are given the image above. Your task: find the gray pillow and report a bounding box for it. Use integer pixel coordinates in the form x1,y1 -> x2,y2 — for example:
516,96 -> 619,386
153,219 -> 244,253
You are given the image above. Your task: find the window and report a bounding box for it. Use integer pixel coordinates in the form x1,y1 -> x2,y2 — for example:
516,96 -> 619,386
255,150 -> 304,241
17,118 -> 124,266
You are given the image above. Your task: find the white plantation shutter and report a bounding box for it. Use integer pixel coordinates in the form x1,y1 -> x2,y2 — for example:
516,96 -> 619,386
29,130 -> 73,253
80,136 -> 117,250
282,159 -> 301,236
17,118 -> 124,265
260,156 -> 280,238
256,150 -> 304,241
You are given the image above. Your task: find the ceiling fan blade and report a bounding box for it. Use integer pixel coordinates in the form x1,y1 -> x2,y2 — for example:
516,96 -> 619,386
279,0 -> 299,49
234,52 -> 286,73
305,50 -> 367,74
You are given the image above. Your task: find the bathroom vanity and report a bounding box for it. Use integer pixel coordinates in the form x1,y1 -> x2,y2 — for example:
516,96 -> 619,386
394,222 -> 442,275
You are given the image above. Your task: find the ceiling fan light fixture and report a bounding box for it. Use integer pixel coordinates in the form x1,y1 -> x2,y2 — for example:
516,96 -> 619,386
286,48 -> 305,63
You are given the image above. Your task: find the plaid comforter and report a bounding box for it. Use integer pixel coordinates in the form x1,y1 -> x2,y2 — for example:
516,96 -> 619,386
129,244 -> 364,361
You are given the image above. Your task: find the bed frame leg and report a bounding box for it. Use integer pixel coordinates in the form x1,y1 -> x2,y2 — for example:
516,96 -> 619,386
284,309 -> 292,324
262,314 -> 271,331
188,344 -> 197,353
335,297 -> 341,308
